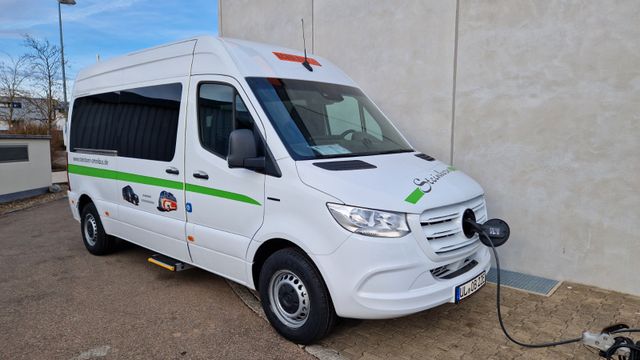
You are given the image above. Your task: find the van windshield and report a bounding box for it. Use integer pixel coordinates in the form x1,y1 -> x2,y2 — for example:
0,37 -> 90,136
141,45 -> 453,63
246,77 -> 413,160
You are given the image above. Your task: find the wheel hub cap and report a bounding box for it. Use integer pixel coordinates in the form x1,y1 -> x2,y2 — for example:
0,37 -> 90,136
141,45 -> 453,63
269,270 -> 310,328
84,214 -> 98,246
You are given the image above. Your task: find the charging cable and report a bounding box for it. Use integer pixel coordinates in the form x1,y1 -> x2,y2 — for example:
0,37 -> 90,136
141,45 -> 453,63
467,219 -> 640,358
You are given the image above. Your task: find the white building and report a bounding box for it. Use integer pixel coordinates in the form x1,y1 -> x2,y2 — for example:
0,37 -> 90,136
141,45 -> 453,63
0,97 -> 65,131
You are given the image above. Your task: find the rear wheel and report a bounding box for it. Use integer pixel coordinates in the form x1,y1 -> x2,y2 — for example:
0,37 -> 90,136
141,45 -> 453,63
259,248 -> 336,344
80,203 -> 115,255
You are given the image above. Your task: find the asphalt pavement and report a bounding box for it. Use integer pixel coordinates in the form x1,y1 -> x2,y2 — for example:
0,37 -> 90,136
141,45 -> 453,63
3,198 -> 639,359
0,198 -> 313,360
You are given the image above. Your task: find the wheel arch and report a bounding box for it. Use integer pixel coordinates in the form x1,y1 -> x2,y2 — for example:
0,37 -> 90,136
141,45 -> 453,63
251,238 -> 329,295
78,193 -> 93,214
252,238 -> 299,291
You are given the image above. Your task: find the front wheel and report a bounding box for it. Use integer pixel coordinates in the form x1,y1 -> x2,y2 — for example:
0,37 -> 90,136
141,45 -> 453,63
259,248 -> 337,344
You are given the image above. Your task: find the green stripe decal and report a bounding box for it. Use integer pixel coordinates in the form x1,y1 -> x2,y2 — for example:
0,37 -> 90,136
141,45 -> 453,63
68,164 -> 261,206
404,187 -> 424,204
119,172 -> 183,190
186,183 -> 261,206
68,164 -> 120,181
68,164 -> 183,190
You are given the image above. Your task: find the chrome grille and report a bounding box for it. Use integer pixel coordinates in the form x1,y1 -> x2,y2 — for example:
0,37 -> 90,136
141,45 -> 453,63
420,195 -> 487,255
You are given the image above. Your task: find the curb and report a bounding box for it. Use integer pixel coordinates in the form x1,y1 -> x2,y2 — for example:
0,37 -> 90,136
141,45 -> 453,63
225,280 -> 346,360
0,191 -> 68,217
225,279 -> 266,320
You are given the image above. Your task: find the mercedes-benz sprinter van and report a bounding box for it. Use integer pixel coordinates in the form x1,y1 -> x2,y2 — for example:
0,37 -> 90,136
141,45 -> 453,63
66,36 -> 491,344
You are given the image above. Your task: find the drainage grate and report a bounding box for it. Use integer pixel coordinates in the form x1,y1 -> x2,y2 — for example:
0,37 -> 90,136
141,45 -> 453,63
486,268 -> 560,296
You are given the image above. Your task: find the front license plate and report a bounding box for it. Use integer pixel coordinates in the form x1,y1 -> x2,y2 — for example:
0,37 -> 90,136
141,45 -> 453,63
455,272 -> 486,303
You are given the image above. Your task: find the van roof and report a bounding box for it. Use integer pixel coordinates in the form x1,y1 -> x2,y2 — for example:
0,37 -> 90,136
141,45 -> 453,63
73,35 -> 356,95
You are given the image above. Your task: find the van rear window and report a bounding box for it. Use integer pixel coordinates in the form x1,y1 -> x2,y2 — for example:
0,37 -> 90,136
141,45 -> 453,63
69,83 -> 182,162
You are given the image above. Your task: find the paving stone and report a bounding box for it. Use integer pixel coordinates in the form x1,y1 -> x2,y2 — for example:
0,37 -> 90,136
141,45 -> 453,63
358,352 -> 385,360
320,283 -> 639,359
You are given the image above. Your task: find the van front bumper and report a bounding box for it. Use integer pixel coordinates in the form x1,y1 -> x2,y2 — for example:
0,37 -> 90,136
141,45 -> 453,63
313,233 -> 491,319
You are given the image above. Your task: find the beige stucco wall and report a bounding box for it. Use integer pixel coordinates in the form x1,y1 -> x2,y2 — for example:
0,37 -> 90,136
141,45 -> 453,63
0,138 -> 52,199
220,0 -> 456,161
219,0 -> 313,52
312,1 -> 457,161
454,1 -> 640,295
219,0 -> 640,295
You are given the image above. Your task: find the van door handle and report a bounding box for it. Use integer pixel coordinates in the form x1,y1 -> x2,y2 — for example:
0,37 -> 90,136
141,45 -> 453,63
165,167 -> 179,175
193,170 -> 209,180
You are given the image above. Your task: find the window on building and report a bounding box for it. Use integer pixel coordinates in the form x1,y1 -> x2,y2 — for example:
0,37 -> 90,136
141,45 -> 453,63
0,102 -> 21,108
198,83 -> 256,158
0,145 -> 28,163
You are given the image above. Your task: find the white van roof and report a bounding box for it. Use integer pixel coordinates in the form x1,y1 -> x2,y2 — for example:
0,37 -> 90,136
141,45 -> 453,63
73,35 -> 356,95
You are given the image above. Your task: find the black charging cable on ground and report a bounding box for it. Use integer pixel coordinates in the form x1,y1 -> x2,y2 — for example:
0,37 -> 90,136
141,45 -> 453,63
465,218 -> 640,359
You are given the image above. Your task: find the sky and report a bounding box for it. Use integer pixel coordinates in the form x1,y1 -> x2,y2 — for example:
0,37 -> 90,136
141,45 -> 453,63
0,0 -> 218,87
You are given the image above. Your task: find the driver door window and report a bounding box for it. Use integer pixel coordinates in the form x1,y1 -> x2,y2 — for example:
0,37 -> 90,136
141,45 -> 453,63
198,83 -> 254,158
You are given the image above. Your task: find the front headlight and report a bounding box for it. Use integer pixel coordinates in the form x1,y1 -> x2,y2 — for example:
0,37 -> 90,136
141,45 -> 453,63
327,203 -> 410,238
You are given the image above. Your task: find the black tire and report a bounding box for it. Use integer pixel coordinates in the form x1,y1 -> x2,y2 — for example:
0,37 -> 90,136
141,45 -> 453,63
258,248 -> 337,344
80,203 -> 115,255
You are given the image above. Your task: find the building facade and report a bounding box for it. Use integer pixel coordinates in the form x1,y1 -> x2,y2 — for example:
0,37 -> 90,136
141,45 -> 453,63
0,134 -> 52,202
219,0 -> 640,296
0,96 -> 64,131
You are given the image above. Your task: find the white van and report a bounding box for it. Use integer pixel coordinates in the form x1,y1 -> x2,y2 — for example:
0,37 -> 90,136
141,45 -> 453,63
66,36 -> 490,344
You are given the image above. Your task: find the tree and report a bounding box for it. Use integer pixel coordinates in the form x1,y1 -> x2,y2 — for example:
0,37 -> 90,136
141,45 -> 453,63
0,53 -> 29,130
23,35 -> 62,134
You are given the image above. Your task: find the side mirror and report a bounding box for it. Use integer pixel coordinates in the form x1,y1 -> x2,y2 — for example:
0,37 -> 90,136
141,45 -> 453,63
228,129 -> 265,171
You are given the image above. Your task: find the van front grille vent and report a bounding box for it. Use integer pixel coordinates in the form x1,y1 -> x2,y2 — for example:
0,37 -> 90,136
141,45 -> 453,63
420,196 -> 486,255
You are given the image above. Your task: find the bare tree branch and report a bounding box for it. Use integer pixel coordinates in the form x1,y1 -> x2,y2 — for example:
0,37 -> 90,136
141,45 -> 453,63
22,34 -> 62,135
0,53 -> 29,130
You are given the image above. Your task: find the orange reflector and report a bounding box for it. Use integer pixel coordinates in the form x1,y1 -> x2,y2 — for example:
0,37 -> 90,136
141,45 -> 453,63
273,52 -> 321,66
105,211 -> 110,216
187,235 -> 194,242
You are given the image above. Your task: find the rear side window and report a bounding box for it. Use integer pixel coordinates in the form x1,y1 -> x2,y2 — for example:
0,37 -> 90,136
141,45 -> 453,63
198,83 -> 255,158
69,83 -> 182,161
117,84 -> 181,161
69,92 -> 119,152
